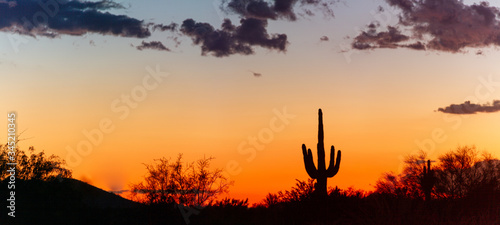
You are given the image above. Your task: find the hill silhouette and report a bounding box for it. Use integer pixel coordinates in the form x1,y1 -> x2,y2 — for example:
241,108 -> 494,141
0,138 -> 498,224
0,169 -> 498,225
0,178 -> 146,225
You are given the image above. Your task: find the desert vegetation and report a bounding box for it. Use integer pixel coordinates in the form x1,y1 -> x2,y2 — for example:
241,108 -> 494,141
0,131 -> 499,224
129,154 -> 232,206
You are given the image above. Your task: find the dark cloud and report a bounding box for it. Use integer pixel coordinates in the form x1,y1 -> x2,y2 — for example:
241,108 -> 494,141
353,0 -> 500,52
180,18 -> 287,57
352,25 -> 408,49
352,24 -> 425,50
180,0 -> 337,57
273,0 -> 297,20
136,41 -> 170,51
227,0 -> 278,20
437,100 -> 500,114
0,0 -> 150,38
0,0 -> 339,57
224,0 -> 336,21
405,41 -> 426,50
151,22 -> 178,32
168,36 -> 181,48
249,70 -> 262,77
299,0 -> 336,18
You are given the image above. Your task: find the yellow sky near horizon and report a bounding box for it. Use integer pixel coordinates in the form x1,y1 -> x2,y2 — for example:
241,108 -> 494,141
3,59 -> 500,203
2,0 -> 500,204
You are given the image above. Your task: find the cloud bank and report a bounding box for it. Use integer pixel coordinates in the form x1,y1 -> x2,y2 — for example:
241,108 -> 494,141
180,18 -> 287,57
0,0 -> 150,38
437,100 -> 500,114
180,0 -> 338,57
224,0 -> 336,21
353,0 -> 500,52
1,0 -> 340,57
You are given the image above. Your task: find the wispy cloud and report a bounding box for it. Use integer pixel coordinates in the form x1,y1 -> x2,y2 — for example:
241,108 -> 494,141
352,24 -> 425,50
437,100 -> 500,114
136,41 -> 170,51
248,70 -> 262,77
353,0 -> 500,52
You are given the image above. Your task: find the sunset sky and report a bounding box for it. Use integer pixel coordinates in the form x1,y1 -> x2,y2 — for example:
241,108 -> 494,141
2,0 -> 500,203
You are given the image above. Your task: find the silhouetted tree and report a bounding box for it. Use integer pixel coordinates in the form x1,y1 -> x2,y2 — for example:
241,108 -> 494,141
301,109 -> 341,198
374,151 -> 427,198
374,172 -> 409,197
434,145 -> 500,198
375,146 -> 500,200
0,145 -> 72,181
472,153 -> 500,193
130,154 -> 231,206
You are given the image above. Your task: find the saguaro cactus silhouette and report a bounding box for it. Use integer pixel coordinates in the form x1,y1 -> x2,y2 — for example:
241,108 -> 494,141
302,109 -> 341,197
420,160 -> 436,201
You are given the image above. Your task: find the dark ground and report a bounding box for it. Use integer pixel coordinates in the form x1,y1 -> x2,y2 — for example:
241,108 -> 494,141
0,179 -> 498,225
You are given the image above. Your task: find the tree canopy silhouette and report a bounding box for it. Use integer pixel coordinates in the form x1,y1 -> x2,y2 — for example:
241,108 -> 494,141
435,145 -> 500,199
130,154 -> 231,206
0,145 -> 72,181
374,146 -> 500,200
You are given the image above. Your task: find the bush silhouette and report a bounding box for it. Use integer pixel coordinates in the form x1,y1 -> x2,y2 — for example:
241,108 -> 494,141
130,154 -> 232,206
0,145 -> 71,181
435,145 -> 500,199
375,146 -> 500,201
260,179 -> 315,207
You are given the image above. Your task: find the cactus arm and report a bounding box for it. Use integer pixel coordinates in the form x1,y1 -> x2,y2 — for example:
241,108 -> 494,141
326,145 -> 341,177
302,144 -> 318,179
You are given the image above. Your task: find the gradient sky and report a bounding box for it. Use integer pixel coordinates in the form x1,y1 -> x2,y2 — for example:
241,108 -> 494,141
2,0 -> 500,204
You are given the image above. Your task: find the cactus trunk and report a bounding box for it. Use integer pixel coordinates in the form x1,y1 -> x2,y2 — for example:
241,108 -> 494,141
302,109 -> 341,197
421,160 -> 436,201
